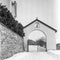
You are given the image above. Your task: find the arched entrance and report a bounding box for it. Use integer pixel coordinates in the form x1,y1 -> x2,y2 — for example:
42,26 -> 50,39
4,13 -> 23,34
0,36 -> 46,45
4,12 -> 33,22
27,30 -> 47,52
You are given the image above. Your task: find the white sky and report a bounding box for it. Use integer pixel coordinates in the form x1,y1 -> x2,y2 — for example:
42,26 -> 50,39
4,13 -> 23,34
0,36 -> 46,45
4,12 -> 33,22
56,0 -> 60,43
28,30 -> 46,41
14,0 -> 57,28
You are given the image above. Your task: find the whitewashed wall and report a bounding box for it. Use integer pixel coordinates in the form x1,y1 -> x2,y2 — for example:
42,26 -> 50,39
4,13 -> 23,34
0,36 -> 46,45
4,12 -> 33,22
24,21 -> 56,51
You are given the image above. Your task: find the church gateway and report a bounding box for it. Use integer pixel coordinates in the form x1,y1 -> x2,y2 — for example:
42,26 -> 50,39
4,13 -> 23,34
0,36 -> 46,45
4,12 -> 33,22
23,19 -> 57,52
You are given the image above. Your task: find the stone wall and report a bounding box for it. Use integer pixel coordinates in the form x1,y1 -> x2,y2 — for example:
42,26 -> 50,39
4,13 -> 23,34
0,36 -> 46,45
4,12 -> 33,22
0,23 -> 24,60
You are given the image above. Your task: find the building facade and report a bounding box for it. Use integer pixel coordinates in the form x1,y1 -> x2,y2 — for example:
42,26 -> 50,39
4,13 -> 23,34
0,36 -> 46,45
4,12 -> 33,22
24,19 -> 57,52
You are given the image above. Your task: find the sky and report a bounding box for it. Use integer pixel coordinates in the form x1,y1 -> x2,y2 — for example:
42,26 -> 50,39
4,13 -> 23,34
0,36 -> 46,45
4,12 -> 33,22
28,30 -> 46,41
15,0 -> 57,29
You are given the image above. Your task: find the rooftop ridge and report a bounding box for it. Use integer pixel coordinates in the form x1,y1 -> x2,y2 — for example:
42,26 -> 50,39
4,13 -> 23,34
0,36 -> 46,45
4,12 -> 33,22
23,19 -> 57,32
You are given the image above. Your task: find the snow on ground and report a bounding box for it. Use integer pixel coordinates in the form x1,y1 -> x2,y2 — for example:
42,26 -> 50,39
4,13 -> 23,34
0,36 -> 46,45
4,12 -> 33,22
48,50 -> 60,55
4,51 -> 60,60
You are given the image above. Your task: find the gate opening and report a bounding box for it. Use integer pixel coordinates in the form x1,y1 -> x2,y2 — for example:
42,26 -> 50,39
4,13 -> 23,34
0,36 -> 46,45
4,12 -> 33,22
27,30 -> 47,52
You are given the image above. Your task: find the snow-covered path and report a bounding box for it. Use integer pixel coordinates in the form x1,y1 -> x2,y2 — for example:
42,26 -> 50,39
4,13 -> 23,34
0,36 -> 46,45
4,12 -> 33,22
4,52 -> 60,60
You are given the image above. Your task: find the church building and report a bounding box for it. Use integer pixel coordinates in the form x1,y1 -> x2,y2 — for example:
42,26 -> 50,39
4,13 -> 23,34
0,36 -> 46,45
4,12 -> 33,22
23,19 -> 57,52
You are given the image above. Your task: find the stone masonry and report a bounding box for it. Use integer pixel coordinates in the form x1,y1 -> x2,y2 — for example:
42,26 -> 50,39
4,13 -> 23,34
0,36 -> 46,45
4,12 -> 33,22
0,23 -> 24,60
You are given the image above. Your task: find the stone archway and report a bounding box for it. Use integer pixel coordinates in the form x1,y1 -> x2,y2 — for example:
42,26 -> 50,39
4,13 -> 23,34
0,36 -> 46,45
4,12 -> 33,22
27,30 -> 47,52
